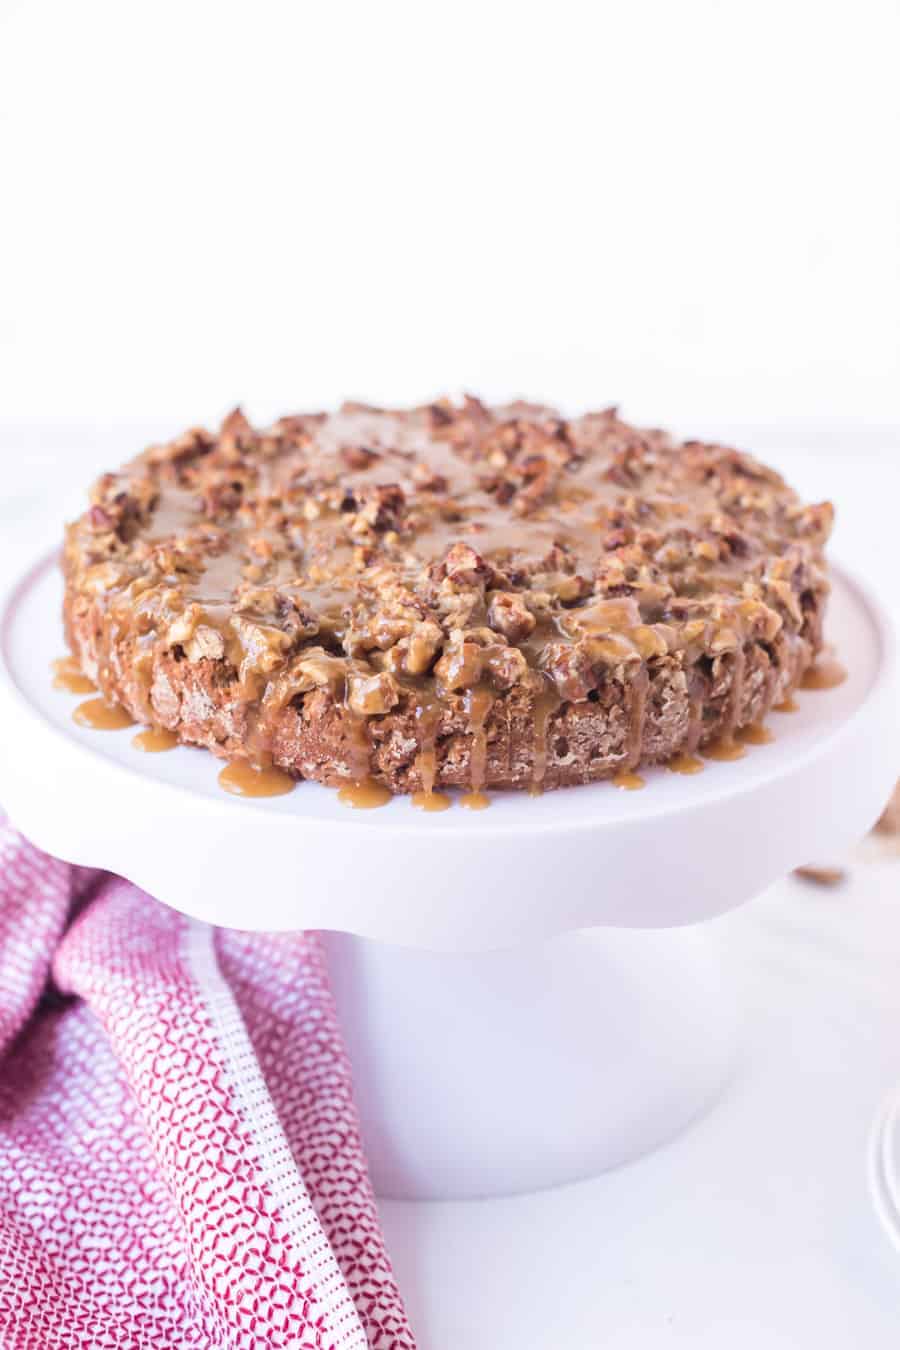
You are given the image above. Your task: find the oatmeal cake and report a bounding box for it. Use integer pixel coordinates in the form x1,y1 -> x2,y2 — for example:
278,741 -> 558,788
63,398 -> 833,795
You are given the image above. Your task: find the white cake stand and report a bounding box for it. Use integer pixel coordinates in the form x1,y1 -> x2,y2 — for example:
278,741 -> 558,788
0,553 -> 896,1199
869,1086 -> 900,1257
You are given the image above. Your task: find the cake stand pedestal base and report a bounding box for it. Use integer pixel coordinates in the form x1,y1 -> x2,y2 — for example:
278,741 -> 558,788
323,926 -> 737,1200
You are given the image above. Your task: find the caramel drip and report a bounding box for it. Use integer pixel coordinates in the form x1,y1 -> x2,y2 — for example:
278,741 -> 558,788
702,737 -> 746,761
130,637 -> 158,723
218,761 -> 296,797
736,722 -> 773,746
242,702 -> 276,770
51,656 -> 96,694
667,752 -> 704,775
460,790 -> 491,810
132,727 -> 179,752
72,698 -> 136,731
774,696 -> 799,713
345,710 -> 373,783
611,770 -> 645,790
800,658 -> 847,691
411,790 -> 452,812
337,778 -> 392,809
466,685 -> 495,792
625,667 -> 650,771
530,678 -> 561,793
413,696 -> 443,797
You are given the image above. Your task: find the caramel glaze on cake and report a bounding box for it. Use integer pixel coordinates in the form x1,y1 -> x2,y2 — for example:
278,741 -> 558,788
62,398 -> 834,796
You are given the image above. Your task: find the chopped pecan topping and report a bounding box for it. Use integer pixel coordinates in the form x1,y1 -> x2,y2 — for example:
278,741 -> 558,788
63,397 -> 833,784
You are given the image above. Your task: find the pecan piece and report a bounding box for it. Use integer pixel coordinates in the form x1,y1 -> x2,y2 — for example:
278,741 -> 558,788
439,541 -> 492,586
341,445 -> 381,472
184,625 -> 226,662
405,620 -> 443,675
88,505 -> 114,532
540,641 -> 599,701
487,590 -> 536,643
353,484 -> 406,534
347,671 -> 400,716
411,463 -> 449,493
434,632 -> 485,692
485,645 -> 528,690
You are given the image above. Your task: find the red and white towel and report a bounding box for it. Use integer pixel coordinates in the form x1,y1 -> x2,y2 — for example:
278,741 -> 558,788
0,818 -> 415,1349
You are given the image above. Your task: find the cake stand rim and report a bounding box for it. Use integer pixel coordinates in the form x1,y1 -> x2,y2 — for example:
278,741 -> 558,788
0,547 -> 896,947
868,1082 -> 900,1258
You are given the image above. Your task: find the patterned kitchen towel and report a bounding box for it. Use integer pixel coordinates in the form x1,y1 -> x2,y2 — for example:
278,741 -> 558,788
0,818 -> 415,1349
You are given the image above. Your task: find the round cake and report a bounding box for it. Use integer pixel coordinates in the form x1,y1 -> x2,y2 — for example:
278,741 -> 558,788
63,398 -> 834,795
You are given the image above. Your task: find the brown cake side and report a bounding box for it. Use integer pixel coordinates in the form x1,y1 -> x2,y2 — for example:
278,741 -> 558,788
62,399 -> 833,794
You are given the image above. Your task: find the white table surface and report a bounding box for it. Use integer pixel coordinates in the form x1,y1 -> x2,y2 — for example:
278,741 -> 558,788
1,421 -> 898,1348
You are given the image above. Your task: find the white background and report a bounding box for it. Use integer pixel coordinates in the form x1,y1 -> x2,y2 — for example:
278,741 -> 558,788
2,4 -> 900,1348
1,0 -> 898,441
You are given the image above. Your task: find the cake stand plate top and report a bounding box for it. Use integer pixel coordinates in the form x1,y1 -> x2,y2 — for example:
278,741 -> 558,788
0,552 -> 895,950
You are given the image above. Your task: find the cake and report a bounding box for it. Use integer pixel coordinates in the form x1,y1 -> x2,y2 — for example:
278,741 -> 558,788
63,398 -> 834,795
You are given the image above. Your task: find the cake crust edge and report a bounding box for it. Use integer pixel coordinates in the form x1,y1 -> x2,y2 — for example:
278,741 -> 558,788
63,579 -> 825,792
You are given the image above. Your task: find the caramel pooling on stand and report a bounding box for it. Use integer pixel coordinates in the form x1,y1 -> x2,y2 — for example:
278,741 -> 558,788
218,761 -> 296,798
132,727 -> 179,752
51,656 -> 96,695
73,698 -> 135,731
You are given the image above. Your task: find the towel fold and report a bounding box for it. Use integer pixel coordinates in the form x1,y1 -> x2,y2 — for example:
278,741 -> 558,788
0,819 -> 414,1349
